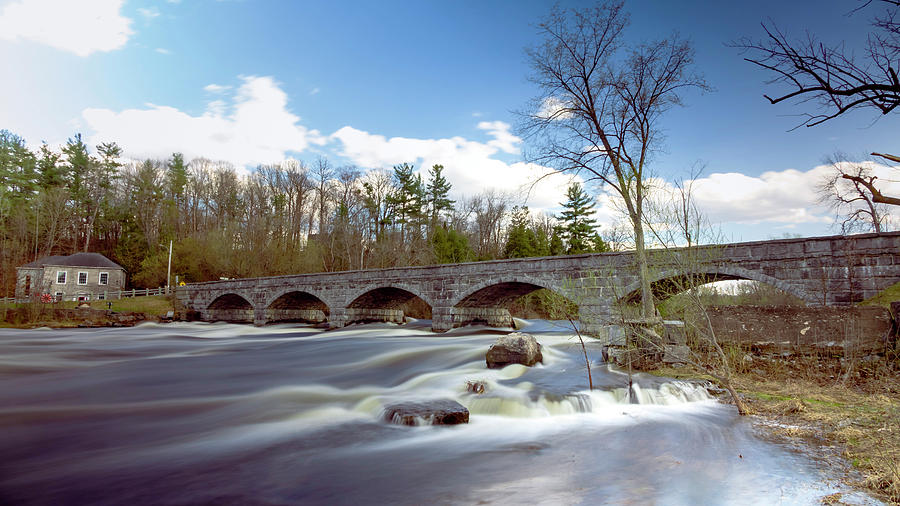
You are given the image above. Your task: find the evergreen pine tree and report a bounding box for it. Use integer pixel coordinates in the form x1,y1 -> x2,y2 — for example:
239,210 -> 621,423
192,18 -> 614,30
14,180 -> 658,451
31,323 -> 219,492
0,130 -> 37,198
558,182 -> 599,254
165,153 -> 188,238
504,206 -> 537,258
549,228 -> 565,255
432,225 -> 473,263
36,143 -> 63,188
167,153 -> 188,202
386,163 -> 425,241
425,164 -> 454,232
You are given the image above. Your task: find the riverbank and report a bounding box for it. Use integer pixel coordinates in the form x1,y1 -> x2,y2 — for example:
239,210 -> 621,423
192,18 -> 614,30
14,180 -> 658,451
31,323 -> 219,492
654,358 -> 900,503
0,295 -> 174,329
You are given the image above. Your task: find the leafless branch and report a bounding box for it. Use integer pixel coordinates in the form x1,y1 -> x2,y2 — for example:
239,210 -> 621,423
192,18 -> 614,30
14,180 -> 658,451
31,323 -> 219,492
732,2 -> 900,128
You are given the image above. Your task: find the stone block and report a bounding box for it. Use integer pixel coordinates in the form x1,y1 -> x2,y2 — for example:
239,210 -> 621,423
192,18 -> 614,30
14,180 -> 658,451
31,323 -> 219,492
662,345 -> 691,364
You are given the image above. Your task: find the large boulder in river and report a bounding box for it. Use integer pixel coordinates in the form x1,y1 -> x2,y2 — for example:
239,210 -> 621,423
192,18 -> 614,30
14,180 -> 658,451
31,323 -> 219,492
485,332 -> 543,369
382,399 -> 469,426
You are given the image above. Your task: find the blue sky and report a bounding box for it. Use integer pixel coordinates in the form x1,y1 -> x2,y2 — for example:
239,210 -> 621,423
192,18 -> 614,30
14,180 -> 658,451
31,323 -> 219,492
2,0 -> 899,241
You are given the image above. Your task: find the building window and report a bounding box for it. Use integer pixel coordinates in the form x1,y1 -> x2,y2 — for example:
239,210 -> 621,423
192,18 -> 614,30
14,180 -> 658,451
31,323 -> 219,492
99,272 -> 109,285
24,275 -> 31,296
98,293 -> 105,300
77,294 -> 90,302
77,272 -> 88,285
54,292 -> 63,301
56,271 -> 66,284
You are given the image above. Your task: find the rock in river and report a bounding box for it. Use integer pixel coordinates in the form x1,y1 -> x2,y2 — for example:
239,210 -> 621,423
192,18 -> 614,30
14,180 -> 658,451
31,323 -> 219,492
485,332 -> 543,369
383,399 -> 470,426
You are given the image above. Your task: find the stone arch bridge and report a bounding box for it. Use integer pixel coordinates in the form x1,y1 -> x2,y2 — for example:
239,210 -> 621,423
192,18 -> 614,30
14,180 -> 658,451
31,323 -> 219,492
175,232 -> 900,332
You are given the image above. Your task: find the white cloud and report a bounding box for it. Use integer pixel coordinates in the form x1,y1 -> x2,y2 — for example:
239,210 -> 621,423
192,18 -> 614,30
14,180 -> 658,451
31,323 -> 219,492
155,47 -> 171,55
330,124 -> 571,210
0,0 -> 133,57
689,169 -> 831,225
309,87 -> 320,96
205,99 -> 227,117
477,121 -> 521,154
203,84 -> 231,94
594,161 -> 900,233
537,96 -> 573,121
82,76 -> 326,167
137,7 -> 160,19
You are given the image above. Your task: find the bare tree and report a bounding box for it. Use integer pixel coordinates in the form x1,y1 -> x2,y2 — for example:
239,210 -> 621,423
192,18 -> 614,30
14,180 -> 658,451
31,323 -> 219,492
313,157 -> 333,236
818,156 -> 890,233
470,190 -> 509,260
642,177 -> 750,415
734,1 -> 900,128
735,1 -> 900,206
520,1 -> 708,317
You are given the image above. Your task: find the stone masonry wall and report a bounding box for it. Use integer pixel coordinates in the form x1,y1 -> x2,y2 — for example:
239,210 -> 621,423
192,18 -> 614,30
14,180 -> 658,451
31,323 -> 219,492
177,231 -> 900,330
704,305 -> 893,353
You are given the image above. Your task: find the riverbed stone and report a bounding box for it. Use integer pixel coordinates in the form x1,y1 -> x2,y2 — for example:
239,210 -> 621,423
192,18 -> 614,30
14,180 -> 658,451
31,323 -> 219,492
382,399 -> 469,426
485,332 -> 543,368
465,380 -> 487,394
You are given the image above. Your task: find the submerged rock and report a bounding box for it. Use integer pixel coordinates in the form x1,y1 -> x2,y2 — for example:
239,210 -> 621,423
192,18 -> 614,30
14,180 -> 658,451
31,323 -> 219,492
485,332 -> 543,369
465,380 -> 487,394
382,399 -> 469,426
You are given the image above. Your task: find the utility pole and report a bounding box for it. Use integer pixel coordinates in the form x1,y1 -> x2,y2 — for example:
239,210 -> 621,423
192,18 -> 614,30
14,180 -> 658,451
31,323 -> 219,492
166,240 -> 173,295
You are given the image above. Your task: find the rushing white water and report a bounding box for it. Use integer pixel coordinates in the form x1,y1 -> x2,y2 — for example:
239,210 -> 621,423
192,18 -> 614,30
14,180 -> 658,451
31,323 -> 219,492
0,320 -> 881,505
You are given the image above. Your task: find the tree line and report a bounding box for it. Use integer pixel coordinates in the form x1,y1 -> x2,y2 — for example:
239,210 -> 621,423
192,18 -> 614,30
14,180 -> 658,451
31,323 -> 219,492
0,130 -> 610,296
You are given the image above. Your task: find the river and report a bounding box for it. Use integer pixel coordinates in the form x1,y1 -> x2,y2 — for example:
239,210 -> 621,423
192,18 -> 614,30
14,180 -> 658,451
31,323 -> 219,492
0,320 -> 881,505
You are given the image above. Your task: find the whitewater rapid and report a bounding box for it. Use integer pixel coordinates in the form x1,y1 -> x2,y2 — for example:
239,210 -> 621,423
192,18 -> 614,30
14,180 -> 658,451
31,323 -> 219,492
0,320 -> 879,505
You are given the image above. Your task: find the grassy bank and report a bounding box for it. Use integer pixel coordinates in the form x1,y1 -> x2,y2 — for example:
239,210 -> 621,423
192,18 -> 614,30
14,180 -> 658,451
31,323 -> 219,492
861,280 -> 900,309
654,360 -> 900,503
0,295 -> 175,328
84,295 -> 174,315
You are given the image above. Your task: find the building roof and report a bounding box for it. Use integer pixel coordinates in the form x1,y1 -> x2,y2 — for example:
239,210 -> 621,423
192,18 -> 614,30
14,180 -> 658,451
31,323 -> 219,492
21,253 -> 124,270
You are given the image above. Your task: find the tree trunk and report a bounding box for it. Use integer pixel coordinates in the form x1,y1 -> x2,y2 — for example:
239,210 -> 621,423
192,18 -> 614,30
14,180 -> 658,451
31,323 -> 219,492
631,213 -> 655,318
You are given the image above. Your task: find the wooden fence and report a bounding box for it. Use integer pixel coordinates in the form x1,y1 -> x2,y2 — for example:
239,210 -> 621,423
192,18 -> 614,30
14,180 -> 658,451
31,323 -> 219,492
1,286 -> 170,305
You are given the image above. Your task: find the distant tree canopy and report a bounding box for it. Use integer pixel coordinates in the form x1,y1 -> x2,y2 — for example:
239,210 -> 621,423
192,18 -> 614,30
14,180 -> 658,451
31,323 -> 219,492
0,128 -> 615,296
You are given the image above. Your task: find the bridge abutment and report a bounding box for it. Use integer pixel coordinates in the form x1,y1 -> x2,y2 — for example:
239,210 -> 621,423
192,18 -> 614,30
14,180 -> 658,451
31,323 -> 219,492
253,307 -> 266,326
451,307 -> 514,329
328,308 -> 349,329
345,308 -> 405,325
577,303 -> 615,338
431,307 -> 454,333
265,309 -> 327,324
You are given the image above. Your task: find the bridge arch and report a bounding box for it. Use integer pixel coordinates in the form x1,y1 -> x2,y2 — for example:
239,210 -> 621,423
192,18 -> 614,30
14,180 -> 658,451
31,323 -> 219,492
206,292 -> 255,322
450,276 -> 576,328
344,283 -> 433,325
344,283 -> 435,309
617,265 -> 818,305
208,292 -> 254,309
453,275 -> 567,308
265,289 -> 330,324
